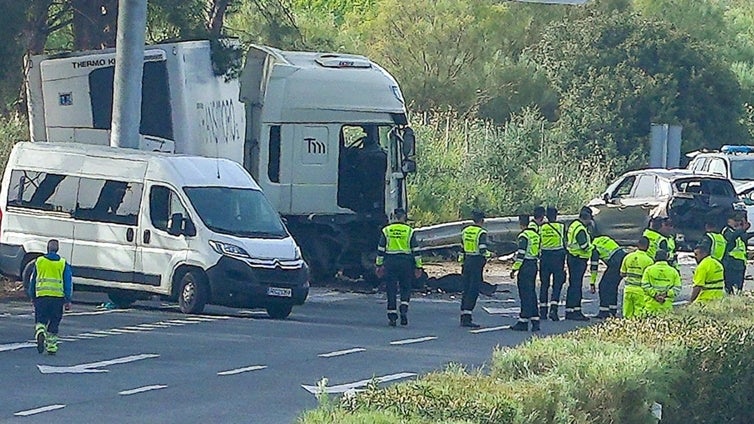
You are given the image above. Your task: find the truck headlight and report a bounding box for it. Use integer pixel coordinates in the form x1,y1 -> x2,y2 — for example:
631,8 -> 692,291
209,240 -> 250,258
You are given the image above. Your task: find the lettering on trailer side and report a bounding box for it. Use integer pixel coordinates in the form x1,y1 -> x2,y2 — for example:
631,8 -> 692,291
70,53 -> 165,69
197,99 -> 241,146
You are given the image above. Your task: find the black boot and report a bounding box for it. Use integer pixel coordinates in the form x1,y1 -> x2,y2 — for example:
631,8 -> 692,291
539,306 -> 548,320
399,304 -> 409,326
460,315 -> 480,328
548,305 -> 560,322
566,311 -> 590,321
530,319 -> 541,332
388,312 -> 398,327
595,309 -> 611,319
510,320 -> 528,331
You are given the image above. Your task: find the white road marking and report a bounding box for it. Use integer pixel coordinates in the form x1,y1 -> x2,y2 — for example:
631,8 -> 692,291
77,333 -> 109,338
184,317 -> 216,322
483,306 -> 520,315
57,337 -> 77,342
119,385 -> 167,396
64,310 -> 123,317
470,325 -> 511,334
318,348 -> 366,358
154,321 -> 184,327
38,353 -> 159,374
122,326 -> 151,331
389,336 -> 437,346
14,404 -> 66,416
0,342 -> 35,352
135,324 -> 167,329
301,372 -> 416,395
91,330 -> 123,336
217,365 -> 267,376
166,319 -> 199,324
109,329 -> 141,334
195,314 -> 230,320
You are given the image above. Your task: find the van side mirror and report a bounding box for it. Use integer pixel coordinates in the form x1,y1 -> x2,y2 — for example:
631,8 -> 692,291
168,213 -> 184,236
401,127 -> 415,157
183,218 -> 196,237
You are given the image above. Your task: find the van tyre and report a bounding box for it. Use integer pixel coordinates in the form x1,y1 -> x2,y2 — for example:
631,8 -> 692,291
178,271 -> 209,314
266,304 -> 293,319
107,291 -> 139,308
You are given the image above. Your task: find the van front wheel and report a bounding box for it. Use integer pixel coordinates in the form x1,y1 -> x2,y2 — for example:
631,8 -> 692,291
266,304 -> 293,319
178,271 -> 209,314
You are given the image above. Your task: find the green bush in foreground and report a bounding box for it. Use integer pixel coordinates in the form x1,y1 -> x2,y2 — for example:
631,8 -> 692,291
299,296 -> 754,424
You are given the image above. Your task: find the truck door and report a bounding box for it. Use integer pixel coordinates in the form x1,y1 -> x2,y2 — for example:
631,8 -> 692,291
135,183 -> 190,293
71,177 -> 142,286
290,125 -> 335,213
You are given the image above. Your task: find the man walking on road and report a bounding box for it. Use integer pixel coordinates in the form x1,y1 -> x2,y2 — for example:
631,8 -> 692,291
689,244 -> 725,304
511,214 -> 541,332
722,212 -> 751,294
565,206 -> 593,321
620,237 -> 653,319
27,239 -> 73,355
375,208 -> 423,326
539,206 -> 566,321
459,209 -> 491,328
590,235 -> 627,318
641,249 -> 681,316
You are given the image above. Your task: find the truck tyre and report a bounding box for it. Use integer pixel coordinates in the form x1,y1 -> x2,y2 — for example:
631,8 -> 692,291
178,271 -> 209,314
266,304 -> 293,319
107,291 -> 139,308
21,258 -> 38,299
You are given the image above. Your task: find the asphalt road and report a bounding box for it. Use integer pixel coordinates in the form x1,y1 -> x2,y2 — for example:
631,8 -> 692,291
0,257 -> 751,423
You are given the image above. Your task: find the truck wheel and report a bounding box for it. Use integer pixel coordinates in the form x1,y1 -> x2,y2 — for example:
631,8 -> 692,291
178,271 -> 209,314
107,291 -> 139,308
266,304 -> 293,319
21,259 -> 38,299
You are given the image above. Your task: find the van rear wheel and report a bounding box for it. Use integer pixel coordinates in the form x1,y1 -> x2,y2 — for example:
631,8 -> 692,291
107,291 -> 139,308
178,271 -> 209,314
266,304 -> 293,319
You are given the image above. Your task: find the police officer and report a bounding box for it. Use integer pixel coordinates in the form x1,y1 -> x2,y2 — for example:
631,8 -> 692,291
27,239 -> 73,355
565,206 -> 593,321
459,209 -> 491,328
620,236 -> 654,319
590,235 -> 627,318
539,206 -> 566,321
689,243 -> 725,304
510,214 -> 541,332
641,249 -> 681,316
699,220 -> 727,261
722,212 -> 751,294
375,208 -> 423,326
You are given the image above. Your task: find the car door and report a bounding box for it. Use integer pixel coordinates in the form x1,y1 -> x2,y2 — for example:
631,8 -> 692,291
71,177 -> 143,287
617,175 -> 659,242
592,175 -> 636,241
135,183 -> 191,293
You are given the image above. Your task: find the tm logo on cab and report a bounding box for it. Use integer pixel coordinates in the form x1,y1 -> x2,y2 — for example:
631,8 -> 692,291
305,138 -> 326,155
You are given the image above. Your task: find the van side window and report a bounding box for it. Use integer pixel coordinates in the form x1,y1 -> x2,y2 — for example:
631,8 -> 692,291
75,178 -> 143,226
7,170 -> 78,215
149,185 -> 189,232
268,125 -> 281,183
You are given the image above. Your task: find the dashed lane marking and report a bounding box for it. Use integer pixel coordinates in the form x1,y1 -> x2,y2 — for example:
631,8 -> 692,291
38,353 -> 160,374
166,319 -> 200,324
119,385 -> 168,396
302,372 -> 416,395
0,342 -> 35,352
14,404 -> 66,417
217,365 -> 267,376
469,325 -> 511,334
318,348 -> 366,358
389,336 -> 437,346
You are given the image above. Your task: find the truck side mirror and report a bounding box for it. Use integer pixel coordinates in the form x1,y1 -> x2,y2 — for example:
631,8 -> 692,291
401,127 -> 415,157
168,213 -> 184,236
603,192 -> 610,203
402,159 -> 416,174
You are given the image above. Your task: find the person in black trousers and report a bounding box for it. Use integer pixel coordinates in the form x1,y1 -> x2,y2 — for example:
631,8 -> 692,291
538,206 -> 566,321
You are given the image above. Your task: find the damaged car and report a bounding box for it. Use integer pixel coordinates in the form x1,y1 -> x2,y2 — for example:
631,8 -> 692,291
736,181 -> 754,246
588,169 -> 744,250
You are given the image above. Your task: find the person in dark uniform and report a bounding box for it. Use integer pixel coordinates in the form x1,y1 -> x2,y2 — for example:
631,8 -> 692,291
375,208 -> 423,326
590,235 -> 627,318
28,239 -> 73,355
722,212 -> 752,294
510,214 -> 541,332
538,206 -> 566,321
459,209 -> 491,328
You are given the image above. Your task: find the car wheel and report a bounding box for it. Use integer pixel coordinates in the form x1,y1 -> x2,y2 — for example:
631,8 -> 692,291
178,271 -> 209,314
107,290 -> 139,308
266,304 -> 293,319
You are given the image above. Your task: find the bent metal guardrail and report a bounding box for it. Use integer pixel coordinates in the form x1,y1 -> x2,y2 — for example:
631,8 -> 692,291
414,215 -> 578,254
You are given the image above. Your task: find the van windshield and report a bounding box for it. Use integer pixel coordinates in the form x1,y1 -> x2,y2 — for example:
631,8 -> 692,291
184,187 -> 288,239
730,159 -> 754,181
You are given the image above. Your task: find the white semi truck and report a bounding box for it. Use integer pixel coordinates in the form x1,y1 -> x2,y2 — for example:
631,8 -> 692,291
25,40 -> 416,281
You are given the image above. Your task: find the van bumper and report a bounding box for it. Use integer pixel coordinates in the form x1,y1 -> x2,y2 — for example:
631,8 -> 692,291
0,243 -> 26,279
205,256 -> 310,308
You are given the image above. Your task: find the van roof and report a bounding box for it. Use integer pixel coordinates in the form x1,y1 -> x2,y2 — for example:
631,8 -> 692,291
11,142 -> 261,190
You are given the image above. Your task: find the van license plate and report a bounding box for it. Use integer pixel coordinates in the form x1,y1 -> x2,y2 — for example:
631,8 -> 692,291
267,287 -> 292,297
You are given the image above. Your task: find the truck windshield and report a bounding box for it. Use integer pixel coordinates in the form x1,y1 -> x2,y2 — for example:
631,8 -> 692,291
184,187 -> 288,239
730,159 -> 754,181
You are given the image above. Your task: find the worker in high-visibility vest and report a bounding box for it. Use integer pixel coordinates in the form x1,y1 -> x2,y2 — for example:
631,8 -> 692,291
589,235 -> 627,318
375,208 -> 423,327
722,212 -> 752,294
698,220 -> 727,261
641,249 -> 681,316
689,243 -> 725,304
539,206 -> 566,321
620,236 -> 654,319
565,206 -> 593,321
510,214 -> 542,332
27,239 -> 73,355
459,209 -> 492,328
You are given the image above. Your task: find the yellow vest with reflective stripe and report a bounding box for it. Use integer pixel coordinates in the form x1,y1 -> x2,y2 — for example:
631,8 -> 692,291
643,229 -> 664,262
567,220 -> 591,258
519,228 -> 540,259
593,236 -> 620,261
706,232 -> 726,261
621,250 -> 653,286
462,225 -> 485,255
723,227 -> 747,261
693,256 -> 725,302
540,222 -> 565,251
383,223 -> 413,254
35,256 -> 65,298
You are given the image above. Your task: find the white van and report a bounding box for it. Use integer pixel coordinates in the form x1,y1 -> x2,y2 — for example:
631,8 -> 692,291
0,142 -> 309,318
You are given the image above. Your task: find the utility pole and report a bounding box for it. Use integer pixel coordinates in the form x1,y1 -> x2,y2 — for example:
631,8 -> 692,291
110,0 -> 148,149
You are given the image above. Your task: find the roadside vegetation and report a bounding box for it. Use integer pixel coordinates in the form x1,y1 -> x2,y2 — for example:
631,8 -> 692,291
300,295 -> 754,424
2,0 -> 754,225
